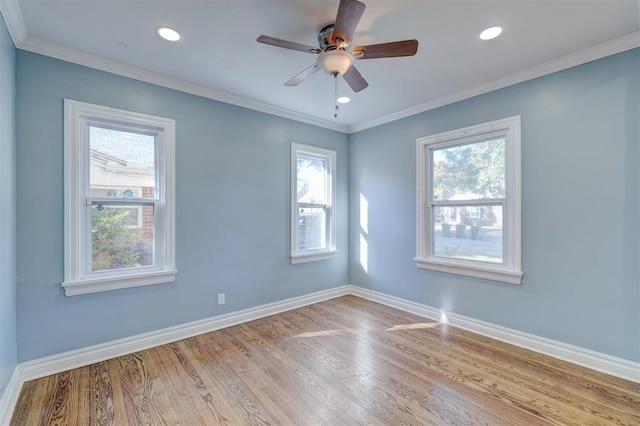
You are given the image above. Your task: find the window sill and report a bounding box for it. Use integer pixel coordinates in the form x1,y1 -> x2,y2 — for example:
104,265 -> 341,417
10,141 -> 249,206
415,257 -> 522,284
290,250 -> 338,264
62,269 -> 177,296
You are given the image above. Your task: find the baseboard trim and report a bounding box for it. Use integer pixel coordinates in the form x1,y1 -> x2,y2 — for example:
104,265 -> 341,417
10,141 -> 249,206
0,367 -> 22,426
0,285 -> 349,424
3,284 -> 638,423
349,286 -> 640,384
18,285 -> 351,383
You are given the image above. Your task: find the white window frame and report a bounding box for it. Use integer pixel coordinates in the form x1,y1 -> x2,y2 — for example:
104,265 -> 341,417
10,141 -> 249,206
91,185 -> 144,228
415,116 -> 522,284
63,99 -> 176,296
290,143 -> 337,264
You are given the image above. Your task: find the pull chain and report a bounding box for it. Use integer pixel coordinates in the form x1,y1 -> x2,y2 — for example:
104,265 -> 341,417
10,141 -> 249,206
333,73 -> 339,118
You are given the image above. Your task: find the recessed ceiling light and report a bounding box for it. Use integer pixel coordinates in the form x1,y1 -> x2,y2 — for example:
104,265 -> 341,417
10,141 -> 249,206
479,26 -> 503,41
337,96 -> 351,104
157,27 -> 181,42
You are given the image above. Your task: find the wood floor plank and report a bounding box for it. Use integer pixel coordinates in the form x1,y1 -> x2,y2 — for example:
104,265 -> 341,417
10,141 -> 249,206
232,317 -> 385,425
25,374 -> 58,425
105,356 -> 141,426
236,320 -> 385,425
185,333 -> 287,425
11,295 -> 640,425
88,361 -> 115,425
221,326 -> 344,424
287,301 -> 550,425
10,379 -> 40,425
321,297 -> 639,424
159,341 -> 235,425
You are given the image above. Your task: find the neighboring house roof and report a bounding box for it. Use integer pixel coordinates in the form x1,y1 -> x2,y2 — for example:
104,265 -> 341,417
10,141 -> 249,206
90,149 -> 126,166
90,126 -> 154,173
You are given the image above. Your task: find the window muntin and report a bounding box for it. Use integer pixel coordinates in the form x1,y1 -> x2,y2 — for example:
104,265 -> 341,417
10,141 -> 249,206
63,100 -> 176,296
291,144 -> 337,263
416,116 -> 522,284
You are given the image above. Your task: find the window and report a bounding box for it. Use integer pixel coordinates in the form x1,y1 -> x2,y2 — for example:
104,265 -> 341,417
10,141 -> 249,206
63,100 -> 176,296
291,143 -> 337,263
416,116 -> 522,284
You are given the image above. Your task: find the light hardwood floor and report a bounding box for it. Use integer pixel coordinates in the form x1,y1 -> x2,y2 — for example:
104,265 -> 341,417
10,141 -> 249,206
11,295 -> 640,425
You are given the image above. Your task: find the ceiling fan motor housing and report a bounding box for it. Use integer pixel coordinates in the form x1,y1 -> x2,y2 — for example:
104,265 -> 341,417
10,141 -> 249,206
318,24 -> 350,51
317,24 -> 354,76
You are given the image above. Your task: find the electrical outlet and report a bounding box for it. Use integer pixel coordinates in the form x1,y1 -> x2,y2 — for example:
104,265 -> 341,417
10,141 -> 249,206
217,293 -> 225,305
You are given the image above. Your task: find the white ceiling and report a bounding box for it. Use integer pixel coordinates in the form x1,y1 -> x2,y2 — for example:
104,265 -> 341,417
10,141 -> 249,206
2,0 -> 639,133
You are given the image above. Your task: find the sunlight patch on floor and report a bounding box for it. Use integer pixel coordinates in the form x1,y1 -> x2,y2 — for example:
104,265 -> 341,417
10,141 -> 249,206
386,322 -> 441,331
295,329 -> 347,338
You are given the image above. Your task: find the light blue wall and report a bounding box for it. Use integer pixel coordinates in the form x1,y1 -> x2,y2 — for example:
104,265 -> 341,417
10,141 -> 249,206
0,15 -> 17,394
15,51 -> 349,361
349,49 -> 640,362
12,45 -> 640,364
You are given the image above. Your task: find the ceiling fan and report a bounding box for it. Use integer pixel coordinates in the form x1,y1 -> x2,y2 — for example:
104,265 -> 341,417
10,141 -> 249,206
257,0 -> 418,93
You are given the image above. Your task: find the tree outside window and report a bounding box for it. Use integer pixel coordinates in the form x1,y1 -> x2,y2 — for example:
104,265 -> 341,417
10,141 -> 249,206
416,116 -> 522,284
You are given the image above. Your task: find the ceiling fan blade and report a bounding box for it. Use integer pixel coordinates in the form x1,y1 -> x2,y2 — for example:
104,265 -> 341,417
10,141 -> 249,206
257,35 -> 321,54
285,63 -> 321,86
342,65 -> 368,92
332,0 -> 366,44
353,39 -> 418,59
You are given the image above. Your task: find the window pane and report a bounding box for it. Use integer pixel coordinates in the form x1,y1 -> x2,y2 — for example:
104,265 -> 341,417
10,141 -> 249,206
433,205 -> 503,264
113,206 -> 141,228
89,126 -> 156,198
91,203 -> 155,272
432,138 -> 505,201
298,207 -> 326,250
297,156 -> 327,204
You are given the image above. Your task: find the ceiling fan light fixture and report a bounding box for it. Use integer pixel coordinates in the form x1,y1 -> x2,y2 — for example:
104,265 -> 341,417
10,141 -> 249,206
337,96 -> 351,104
157,26 -> 181,42
479,26 -> 503,41
317,50 -> 354,76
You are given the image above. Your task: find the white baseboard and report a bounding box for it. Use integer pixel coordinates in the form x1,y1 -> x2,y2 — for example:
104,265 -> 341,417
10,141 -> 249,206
18,285 -> 351,383
349,286 -> 640,384
2,284 -> 638,424
0,285 -> 350,425
0,367 -> 22,426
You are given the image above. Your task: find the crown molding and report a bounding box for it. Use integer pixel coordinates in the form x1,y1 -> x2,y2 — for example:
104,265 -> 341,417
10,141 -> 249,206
0,0 -> 26,45
1,0 -> 637,135
349,31 -> 640,133
15,34 -> 350,133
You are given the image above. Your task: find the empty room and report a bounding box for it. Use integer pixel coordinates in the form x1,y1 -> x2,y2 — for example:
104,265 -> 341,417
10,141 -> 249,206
0,0 -> 639,424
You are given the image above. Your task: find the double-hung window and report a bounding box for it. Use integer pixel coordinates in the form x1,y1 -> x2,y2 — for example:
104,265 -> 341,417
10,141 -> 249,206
291,143 -> 337,264
63,100 -> 176,296
416,116 -> 522,284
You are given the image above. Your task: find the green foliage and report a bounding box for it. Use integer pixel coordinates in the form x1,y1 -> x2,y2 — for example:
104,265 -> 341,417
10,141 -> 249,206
433,138 -> 505,200
92,206 -> 139,271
